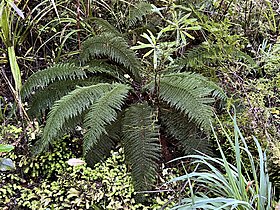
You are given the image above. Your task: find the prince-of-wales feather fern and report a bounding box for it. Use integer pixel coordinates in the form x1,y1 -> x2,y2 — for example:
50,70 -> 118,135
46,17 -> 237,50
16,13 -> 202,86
22,30 -> 225,193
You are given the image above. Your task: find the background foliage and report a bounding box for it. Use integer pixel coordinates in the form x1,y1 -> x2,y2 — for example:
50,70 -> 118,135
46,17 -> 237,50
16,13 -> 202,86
0,0 -> 279,208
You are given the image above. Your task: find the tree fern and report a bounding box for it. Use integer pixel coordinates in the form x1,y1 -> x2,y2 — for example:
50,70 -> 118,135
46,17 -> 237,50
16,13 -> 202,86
122,102 -> 161,191
80,33 -> 141,81
127,2 -> 153,27
22,18 -> 227,196
21,63 -> 86,99
83,83 -> 130,153
35,83 -> 113,154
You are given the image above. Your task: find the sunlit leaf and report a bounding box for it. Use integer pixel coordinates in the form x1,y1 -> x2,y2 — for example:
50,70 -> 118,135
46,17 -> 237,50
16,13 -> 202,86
0,144 -> 14,152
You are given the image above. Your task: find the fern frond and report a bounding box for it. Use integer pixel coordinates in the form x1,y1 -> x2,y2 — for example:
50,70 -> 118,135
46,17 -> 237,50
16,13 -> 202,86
80,33 -> 141,80
34,83 -> 113,154
91,17 -> 122,36
122,102 -> 161,191
21,63 -> 86,99
127,2 -> 153,27
85,120 -> 121,167
29,77 -> 108,118
158,72 -> 223,130
176,43 -> 257,71
160,107 -> 213,155
83,83 -> 130,154
86,59 -> 125,80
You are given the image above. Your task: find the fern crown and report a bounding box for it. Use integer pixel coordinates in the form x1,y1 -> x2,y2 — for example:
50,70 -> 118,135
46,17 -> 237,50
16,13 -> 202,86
23,26 -> 225,192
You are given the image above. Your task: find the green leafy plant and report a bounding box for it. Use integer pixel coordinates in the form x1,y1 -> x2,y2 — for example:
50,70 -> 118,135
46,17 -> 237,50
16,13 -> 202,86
168,112 -> 276,209
0,134 -> 176,209
21,12 -> 225,193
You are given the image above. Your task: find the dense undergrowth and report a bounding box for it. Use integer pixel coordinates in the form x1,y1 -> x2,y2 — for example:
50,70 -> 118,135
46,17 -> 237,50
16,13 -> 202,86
0,127 -> 177,209
0,0 -> 279,209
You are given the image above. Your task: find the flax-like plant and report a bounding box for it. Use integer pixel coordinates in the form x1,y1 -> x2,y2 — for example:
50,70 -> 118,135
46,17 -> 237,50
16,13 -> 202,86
169,112 -> 274,209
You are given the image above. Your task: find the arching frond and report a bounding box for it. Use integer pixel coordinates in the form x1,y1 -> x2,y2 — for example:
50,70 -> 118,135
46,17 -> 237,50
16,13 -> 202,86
21,63 -> 86,99
34,83 -> 112,154
80,33 -> 141,80
122,102 -> 161,191
28,77 -> 108,118
160,108 -> 213,156
158,72 -> 224,130
127,2 -> 153,27
176,43 -> 257,71
91,17 -> 121,36
86,59 -> 125,80
83,83 -> 130,154
85,119 -> 122,167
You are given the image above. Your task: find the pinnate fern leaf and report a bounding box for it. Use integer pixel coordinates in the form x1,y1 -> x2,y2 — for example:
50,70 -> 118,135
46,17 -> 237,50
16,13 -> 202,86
122,102 -> 161,191
91,17 -> 121,36
35,83 -> 112,154
28,77 -> 107,118
127,2 -> 153,27
176,43 -> 257,71
160,108 -> 213,155
81,33 -> 141,80
159,72 -> 224,130
83,83 -> 130,154
85,120 -> 121,167
21,63 -> 86,99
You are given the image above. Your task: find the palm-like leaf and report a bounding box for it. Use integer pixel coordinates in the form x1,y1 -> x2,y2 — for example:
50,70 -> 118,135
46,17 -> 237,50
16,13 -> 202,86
122,102 -> 161,191
83,83 -> 130,153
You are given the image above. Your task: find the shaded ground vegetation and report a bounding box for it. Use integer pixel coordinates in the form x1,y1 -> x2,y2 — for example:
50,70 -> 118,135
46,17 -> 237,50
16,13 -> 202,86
0,0 -> 279,209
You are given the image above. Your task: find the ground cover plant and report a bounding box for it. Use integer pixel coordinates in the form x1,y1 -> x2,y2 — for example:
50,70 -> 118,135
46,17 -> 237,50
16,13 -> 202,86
169,113 -> 276,209
0,0 -> 279,209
